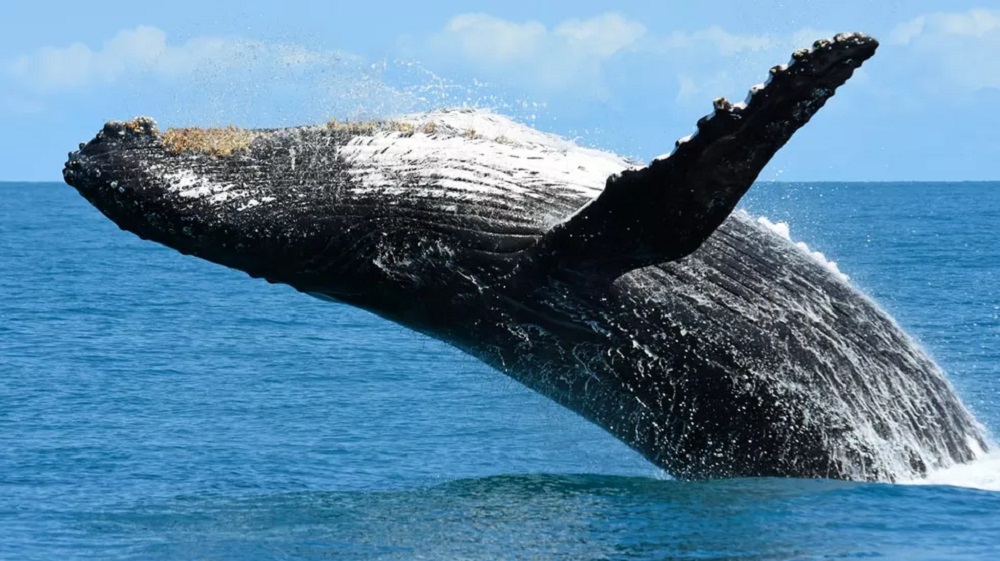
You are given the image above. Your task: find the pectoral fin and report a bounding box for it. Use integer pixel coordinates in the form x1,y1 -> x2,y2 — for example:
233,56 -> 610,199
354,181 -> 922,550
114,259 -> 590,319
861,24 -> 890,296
530,33 -> 878,281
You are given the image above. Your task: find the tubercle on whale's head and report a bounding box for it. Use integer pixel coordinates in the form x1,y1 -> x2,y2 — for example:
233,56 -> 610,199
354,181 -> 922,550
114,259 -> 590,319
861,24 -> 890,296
63,118 -> 166,229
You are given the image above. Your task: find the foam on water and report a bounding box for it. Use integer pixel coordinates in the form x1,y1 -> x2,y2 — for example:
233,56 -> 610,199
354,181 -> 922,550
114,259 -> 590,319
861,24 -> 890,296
904,451 -> 1000,492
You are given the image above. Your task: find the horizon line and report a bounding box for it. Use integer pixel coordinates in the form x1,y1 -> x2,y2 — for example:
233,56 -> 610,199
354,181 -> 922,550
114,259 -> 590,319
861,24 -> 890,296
5,179 -> 1000,186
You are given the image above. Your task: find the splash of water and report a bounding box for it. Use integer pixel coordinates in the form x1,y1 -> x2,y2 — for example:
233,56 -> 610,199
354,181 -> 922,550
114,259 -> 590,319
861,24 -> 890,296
167,51 -> 548,132
904,451 -> 1000,492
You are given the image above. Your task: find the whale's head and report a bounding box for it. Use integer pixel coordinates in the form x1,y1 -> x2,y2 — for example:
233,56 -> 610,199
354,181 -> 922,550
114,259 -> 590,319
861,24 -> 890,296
61,112 -> 614,328
64,119 -> 375,296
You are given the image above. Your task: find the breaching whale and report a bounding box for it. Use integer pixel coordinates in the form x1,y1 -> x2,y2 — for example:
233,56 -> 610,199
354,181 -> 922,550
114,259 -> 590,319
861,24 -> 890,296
63,33 -> 990,481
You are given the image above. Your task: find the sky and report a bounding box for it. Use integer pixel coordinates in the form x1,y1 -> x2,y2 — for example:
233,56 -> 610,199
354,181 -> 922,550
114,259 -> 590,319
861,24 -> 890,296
2,1 -> 999,181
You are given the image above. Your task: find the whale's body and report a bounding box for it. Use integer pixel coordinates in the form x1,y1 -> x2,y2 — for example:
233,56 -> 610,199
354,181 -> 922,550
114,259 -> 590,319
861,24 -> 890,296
63,34 -> 989,480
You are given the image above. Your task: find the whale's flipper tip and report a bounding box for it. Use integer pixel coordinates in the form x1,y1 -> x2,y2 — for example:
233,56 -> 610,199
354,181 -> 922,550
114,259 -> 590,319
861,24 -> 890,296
531,33 -> 878,280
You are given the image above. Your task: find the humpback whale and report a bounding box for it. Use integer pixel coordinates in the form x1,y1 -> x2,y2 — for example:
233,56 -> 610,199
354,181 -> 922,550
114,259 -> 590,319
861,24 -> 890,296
63,33 -> 989,481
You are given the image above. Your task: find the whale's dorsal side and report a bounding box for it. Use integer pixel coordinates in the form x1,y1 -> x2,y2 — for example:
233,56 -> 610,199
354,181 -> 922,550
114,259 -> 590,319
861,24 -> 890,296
529,34 -> 878,281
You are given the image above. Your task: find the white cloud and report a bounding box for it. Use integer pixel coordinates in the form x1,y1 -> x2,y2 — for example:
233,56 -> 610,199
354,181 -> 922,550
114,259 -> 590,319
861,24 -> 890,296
654,26 -> 837,104
424,13 -> 845,103
657,26 -> 776,56
3,26 -> 491,126
6,26 -> 341,92
428,13 -> 645,94
442,14 -> 548,65
553,14 -> 647,59
889,9 -> 1000,92
8,19 -> 863,118
892,9 -> 1000,45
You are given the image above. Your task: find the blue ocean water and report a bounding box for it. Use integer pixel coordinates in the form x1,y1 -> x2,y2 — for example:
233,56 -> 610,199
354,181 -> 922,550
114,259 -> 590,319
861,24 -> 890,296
1,181 -> 999,560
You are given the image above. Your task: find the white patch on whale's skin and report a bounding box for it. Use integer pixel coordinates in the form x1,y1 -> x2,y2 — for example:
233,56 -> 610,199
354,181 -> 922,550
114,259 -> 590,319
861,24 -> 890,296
161,169 -> 216,199
161,169 -> 244,204
336,109 -> 635,202
159,168 -> 277,212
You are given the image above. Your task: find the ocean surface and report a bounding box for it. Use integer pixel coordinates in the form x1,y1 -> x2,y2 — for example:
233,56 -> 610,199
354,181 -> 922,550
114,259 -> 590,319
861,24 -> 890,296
2,181 -> 999,560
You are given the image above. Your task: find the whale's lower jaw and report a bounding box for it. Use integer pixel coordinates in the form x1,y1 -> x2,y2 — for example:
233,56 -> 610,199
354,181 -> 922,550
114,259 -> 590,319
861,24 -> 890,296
62,33 -> 990,480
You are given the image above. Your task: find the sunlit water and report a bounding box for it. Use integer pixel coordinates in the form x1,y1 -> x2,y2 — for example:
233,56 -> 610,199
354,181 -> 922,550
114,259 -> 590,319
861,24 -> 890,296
2,182 -> 998,559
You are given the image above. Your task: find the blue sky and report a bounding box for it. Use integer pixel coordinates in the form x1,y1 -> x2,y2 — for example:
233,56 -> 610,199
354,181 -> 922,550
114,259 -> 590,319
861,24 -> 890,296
2,1 -> 998,181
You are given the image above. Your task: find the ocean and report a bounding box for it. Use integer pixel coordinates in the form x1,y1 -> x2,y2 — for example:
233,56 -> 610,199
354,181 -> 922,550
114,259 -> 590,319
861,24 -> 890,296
2,181 -> 998,560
